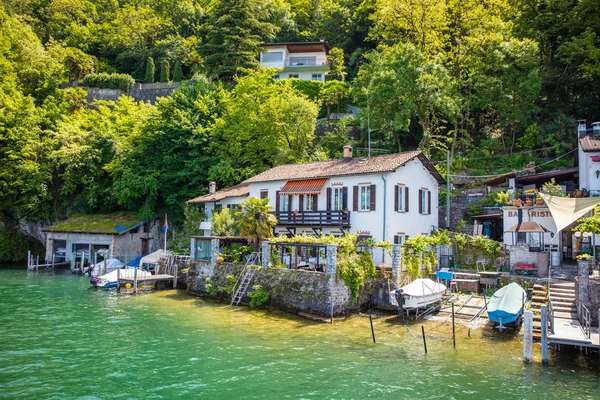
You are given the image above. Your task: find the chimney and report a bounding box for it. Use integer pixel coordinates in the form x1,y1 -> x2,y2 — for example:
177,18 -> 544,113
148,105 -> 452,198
209,181 -> 216,194
578,120 -> 587,138
343,145 -> 353,161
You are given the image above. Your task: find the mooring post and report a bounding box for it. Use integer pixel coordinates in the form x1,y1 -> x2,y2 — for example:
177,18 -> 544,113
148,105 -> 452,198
523,310 -> 533,363
541,305 -> 548,364
452,302 -> 456,348
421,325 -> 428,354
117,267 -> 120,293
27,250 -> 31,269
133,268 -> 138,294
173,262 -> 178,289
369,315 -> 376,343
36,255 -> 39,270
468,328 -> 471,338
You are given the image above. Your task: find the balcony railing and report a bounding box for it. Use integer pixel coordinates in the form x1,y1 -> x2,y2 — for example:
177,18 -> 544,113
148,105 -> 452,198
273,210 -> 350,227
284,57 -> 328,67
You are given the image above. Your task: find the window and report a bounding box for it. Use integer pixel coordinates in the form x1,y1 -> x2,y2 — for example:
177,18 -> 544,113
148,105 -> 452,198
311,74 -> 322,81
273,75 -> 280,80
288,74 -> 299,79
396,185 -> 407,212
419,189 -> 430,215
305,194 -> 314,211
281,195 -> 289,211
393,235 -> 404,245
333,187 -> 344,210
360,185 -> 371,211
260,190 -> 268,199
262,51 -> 283,63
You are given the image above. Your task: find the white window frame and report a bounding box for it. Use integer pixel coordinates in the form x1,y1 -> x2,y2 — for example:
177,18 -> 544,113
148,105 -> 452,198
305,195 -> 314,211
397,185 -> 406,212
273,74 -> 280,80
262,51 -> 283,63
359,185 -> 371,211
332,187 -> 343,211
288,74 -> 299,79
281,195 -> 288,211
311,74 -> 322,81
421,189 -> 430,215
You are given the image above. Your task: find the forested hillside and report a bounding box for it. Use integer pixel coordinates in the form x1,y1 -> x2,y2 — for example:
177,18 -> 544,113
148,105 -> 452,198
1,0 -> 599,252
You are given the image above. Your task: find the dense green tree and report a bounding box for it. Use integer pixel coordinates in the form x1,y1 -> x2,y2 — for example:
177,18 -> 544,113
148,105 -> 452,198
327,47 -> 346,81
235,196 -> 277,247
201,0 -> 278,80
172,59 -> 183,82
160,58 -> 170,82
145,57 -> 155,83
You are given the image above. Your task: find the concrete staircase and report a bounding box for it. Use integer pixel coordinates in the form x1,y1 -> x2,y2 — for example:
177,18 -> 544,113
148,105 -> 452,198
530,284 -> 548,340
549,281 -> 578,320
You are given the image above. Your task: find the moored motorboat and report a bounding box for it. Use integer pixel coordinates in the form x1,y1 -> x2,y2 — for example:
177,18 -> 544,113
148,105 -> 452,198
90,267 -> 153,288
392,278 -> 447,312
487,282 -> 526,329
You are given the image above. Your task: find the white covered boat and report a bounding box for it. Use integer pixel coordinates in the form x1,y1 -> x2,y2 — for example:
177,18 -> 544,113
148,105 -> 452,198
393,278 -> 447,310
85,258 -> 125,277
90,268 -> 153,288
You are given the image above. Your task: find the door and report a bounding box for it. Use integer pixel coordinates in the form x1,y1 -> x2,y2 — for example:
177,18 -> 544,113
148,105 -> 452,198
141,238 -> 149,255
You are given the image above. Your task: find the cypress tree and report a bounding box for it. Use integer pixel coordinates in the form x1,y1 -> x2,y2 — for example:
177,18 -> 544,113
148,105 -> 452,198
173,60 -> 183,82
160,59 -> 170,83
144,57 -> 155,83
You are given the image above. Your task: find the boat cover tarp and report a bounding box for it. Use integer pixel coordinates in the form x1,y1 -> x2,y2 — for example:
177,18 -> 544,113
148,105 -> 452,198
91,268 -> 153,288
139,249 -> 172,268
540,194 -> 600,234
487,282 -> 526,324
126,254 -> 146,267
90,258 -> 124,276
401,278 -> 446,297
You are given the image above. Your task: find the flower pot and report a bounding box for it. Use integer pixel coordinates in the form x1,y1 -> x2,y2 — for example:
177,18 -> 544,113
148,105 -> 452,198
513,199 -> 523,207
535,198 -> 544,205
525,201 -> 533,206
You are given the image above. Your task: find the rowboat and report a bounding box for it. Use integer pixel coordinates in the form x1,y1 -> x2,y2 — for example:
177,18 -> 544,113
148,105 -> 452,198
487,282 -> 526,329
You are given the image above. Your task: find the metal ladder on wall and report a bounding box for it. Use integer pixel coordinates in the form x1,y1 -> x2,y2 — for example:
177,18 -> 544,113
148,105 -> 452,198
230,265 -> 258,306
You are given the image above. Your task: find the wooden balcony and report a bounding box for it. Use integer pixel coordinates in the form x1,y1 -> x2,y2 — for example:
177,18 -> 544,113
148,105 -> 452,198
273,210 -> 351,228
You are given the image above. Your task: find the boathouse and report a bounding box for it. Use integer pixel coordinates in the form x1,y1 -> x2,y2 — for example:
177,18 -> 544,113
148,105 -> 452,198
42,213 -> 164,264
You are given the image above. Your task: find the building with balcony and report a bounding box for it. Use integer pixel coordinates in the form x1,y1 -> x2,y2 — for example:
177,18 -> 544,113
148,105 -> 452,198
187,146 -> 444,264
259,41 -> 330,81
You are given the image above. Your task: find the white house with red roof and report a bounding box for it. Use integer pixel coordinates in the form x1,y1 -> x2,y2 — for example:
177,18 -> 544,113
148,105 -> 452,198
187,146 -> 444,265
259,41 -> 330,82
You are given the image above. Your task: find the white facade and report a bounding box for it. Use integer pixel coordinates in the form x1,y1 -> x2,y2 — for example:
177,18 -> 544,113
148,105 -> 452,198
502,206 -> 557,247
201,196 -> 247,232
200,157 -> 440,265
260,43 -> 329,82
578,120 -> 600,194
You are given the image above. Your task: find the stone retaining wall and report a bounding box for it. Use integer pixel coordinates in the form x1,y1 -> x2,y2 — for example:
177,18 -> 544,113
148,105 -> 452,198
187,261 -> 395,317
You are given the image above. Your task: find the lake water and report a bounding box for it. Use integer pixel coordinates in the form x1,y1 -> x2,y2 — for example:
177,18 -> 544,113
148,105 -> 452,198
1,267 -> 599,399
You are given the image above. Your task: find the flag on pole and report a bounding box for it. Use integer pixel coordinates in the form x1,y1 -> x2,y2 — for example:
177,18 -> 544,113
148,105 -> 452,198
163,214 -> 169,233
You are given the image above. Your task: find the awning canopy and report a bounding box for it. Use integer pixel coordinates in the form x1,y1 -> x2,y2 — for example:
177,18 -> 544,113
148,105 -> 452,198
280,178 -> 327,195
592,156 -> 600,162
540,194 -> 600,234
506,221 -> 550,233
472,213 -> 503,220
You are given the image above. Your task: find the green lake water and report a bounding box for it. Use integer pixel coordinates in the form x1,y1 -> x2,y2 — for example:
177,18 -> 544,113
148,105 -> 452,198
1,268 -> 599,399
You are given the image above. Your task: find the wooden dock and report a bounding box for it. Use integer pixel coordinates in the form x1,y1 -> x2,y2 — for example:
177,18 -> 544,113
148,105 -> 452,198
118,274 -> 175,284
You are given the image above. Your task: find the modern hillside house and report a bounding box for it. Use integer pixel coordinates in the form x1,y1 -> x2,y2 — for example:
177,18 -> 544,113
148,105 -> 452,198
578,120 -> 600,195
187,146 -> 445,264
259,41 -> 330,82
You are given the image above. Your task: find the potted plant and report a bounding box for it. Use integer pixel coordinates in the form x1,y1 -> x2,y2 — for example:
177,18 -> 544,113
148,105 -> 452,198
575,188 -> 583,197
535,192 -> 544,205
513,198 -> 523,207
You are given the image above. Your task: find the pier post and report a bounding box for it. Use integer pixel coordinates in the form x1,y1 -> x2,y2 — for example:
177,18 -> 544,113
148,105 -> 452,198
452,302 -> 456,348
27,251 -> 31,269
523,310 -> 533,363
541,305 -> 548,364
369,315 -> 376,343
173,262 -> 178,289
421,325 -> 428,354
133,268 -> 138,294
117,267 -> 120,293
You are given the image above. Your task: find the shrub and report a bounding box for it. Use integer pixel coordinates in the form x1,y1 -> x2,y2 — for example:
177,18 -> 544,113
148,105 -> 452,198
217,274 -> 237,295
248,285 -> 270,307
80,73 -> 135,91
145,57 -> 155,83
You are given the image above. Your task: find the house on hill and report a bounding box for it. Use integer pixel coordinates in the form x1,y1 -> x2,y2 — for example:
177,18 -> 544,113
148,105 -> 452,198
187,145 -> 445,264
42,213 -> 163,264
260,41 -> 330,82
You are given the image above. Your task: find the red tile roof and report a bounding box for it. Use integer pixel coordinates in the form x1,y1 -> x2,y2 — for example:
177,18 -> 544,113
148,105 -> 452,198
580,136 -> 600,152
242,151 -> 444,184
280,178 -> 328,195
186,183 -> 249,204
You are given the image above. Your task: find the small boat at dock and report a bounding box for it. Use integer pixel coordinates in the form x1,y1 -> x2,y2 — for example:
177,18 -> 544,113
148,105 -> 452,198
391,278 -> 447,317
487,282 -> 526,329
90,267 -> 152,288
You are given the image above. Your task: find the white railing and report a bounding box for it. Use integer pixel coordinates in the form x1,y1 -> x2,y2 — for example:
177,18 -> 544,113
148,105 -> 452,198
284,57 -> 328,67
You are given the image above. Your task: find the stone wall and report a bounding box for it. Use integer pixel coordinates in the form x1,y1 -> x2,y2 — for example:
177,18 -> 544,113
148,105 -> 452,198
80,82 -> 184,104
187,261 -> 395,317
439,193 -> 487,233
576,271 -> 600,325
508,244 -> 539,267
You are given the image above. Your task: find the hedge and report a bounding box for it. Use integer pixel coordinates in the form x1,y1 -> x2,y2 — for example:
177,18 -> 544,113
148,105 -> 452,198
80,73 -> 135,92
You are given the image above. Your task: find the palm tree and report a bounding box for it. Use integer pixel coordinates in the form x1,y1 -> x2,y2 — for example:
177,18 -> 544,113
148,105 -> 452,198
236,197 -> 277,248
